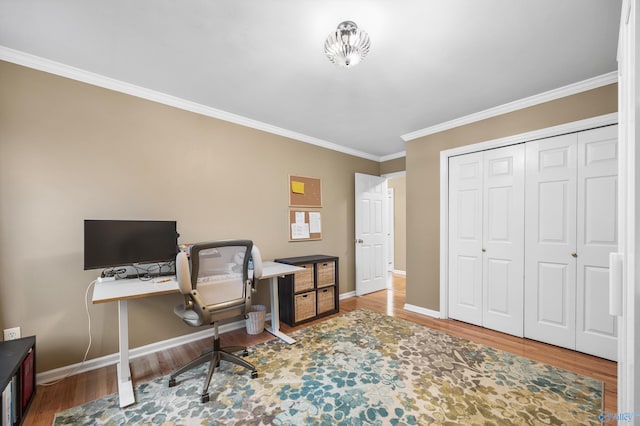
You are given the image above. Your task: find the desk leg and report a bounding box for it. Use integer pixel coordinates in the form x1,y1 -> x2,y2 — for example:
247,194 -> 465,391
264,276 -> 296,344
117,300 -> 136,407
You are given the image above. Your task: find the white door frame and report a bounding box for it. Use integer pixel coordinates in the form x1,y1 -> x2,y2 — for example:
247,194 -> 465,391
382,170 -> 406,281
439,113 -> 618,320
616,0 -> 638,414
387,187 -> 395,287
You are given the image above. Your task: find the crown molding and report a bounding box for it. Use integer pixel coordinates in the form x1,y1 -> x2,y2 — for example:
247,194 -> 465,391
2,46 -> 614,162
401,71 -> 618,141
0,46 -> 381,162
379,150 -> 406,162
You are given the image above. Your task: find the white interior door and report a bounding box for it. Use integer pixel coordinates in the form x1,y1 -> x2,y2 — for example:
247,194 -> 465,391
576,125 -> 618,361
355,173 -> 388,296
448,152 -> 483,325
482,144 -> 525,337
524,133 -> 578,349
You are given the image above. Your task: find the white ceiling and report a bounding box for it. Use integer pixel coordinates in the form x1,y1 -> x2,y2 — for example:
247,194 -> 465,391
0,0 -> 622,160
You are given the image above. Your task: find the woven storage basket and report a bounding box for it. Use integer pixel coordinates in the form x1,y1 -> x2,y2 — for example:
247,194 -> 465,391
317,261 -> 335,288
317,287 -> 335,314
294,291 -> 316,322
294,264 -> 314,292
245,305 -> 266,335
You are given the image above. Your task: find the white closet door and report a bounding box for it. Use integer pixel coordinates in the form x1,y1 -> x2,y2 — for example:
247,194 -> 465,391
482,144 -> 525,337
576,125 -> 618,360
524,133 -> 578,349
448,152 -> 483,325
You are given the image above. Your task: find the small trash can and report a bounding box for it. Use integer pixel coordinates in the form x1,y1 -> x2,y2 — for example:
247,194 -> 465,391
246,305 -> 266,335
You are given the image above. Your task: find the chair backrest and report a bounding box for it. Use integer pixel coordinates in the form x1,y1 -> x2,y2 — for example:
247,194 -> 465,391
176,240 -> 254,324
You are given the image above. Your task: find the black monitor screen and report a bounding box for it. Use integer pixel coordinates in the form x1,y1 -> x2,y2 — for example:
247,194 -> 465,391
84,220 -> 178,270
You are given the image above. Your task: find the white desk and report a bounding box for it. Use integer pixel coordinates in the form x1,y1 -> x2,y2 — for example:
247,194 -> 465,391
91,261 -> 302,408
92,276 -> 179,408
259,261 -> 304,344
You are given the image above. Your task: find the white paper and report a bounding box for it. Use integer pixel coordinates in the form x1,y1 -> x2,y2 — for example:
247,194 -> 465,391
291,223 -> 310,239
295,211 -> 305,224
309,212 -> 322,233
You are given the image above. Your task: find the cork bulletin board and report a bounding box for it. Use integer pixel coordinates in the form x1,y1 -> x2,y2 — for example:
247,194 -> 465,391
289,209 -> 322,241
289,175 -> 322,207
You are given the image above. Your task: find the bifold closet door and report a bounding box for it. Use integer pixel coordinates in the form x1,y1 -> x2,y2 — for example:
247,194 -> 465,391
449,145 -> 524,335
575,125 -> 618,360
524,133 -> 578,350
524,126 -> 618,360
481,145 -> 525,337
448,152 -> 484,326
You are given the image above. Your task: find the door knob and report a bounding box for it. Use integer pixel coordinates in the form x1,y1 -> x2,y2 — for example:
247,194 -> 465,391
571,252 -> 578,258
482,248 -> 486,252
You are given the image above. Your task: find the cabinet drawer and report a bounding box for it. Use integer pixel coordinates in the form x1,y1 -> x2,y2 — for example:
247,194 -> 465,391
294,264 -> 314,292
294,291 -> 316,322
317,261 -> 335,288
317,287 -> 335,314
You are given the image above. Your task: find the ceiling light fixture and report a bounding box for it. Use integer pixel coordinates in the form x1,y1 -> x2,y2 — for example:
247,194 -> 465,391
324,21 -> 371,68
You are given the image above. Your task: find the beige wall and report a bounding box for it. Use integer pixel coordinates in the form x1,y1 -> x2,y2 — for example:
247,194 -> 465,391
380,157 -> 405,175
0,61 -> 379,371
387,176 -> 406,271
0,59 -> 618,372
405,83 -> 618,311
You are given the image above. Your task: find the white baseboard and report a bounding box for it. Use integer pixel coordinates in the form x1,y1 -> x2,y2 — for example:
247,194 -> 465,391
339,291 -> 356,300
403,304 -> 441,319
392,270 -> 406,276
36,317 -> 251,385
38,291 -> 426,384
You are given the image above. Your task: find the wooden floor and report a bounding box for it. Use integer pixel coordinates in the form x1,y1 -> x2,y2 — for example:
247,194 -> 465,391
24,275 -> 616,425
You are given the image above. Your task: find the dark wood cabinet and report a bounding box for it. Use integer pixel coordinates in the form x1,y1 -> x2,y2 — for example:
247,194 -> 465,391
1,336 -> 35,426
274,255 -> 339,326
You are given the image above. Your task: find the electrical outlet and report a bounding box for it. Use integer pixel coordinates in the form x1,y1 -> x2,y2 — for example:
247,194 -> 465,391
3,327 -> 21,341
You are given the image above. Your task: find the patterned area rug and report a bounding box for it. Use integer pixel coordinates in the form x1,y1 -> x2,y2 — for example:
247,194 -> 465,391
54,309 -> 602,425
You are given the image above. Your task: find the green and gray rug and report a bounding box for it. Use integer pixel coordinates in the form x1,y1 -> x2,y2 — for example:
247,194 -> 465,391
54,309 -> 602,425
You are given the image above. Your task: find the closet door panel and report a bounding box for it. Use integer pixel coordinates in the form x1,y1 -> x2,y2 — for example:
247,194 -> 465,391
524,133 -> 577,349
448,153 -> 483,326
576,125 -> 618,360
482,144 -> 525,336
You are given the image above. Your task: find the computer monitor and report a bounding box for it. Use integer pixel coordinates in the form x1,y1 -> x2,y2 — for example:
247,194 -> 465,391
84,220 -> 178,270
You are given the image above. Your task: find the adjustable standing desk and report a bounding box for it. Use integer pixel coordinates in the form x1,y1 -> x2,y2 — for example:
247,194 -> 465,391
91,260 -> 302,408
92,276 -> 179,408
260,261 -> 304,344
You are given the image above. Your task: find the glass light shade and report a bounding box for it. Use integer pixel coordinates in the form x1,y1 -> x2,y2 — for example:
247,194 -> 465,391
324,21 -> 371,68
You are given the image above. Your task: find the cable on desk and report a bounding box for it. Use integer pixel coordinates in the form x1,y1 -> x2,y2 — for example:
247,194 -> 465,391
131,261 -> 175,281
102,267 -> 127,279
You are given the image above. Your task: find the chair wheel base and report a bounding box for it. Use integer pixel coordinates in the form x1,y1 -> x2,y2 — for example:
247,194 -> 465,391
251,370 -> 258,379
201,393 -> 210,403
168,378 -> 176,387
242,350 -> 249,357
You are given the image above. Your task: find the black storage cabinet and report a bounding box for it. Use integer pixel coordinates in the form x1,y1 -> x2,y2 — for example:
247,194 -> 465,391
0,336 -> 36,426
275,255 -> 339,326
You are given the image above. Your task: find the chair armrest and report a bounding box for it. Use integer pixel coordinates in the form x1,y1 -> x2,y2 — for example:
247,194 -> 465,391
190,289 -> 212,325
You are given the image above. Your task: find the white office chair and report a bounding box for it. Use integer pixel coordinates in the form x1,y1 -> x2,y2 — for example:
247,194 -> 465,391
168,240 -> 262,403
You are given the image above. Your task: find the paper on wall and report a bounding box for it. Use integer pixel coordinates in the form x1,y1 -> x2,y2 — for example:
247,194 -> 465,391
291,181 -> 305,194
309,212 -> 321,233
295,211 -> 305,224
291,223 -> 310,239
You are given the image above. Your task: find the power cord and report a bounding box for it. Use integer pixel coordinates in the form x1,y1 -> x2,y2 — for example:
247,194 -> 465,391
40,262 -> 174,386
40,279 -> 95,386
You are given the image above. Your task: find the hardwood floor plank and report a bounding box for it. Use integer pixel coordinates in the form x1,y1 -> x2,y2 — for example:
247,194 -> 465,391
23,275 -> 616,425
